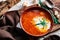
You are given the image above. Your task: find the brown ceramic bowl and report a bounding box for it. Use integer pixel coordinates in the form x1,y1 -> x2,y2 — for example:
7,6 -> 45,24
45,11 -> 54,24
20,5 -> 53,37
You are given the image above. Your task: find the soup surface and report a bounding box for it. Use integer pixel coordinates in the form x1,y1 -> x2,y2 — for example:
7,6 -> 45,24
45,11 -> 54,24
21,9 -> 51,36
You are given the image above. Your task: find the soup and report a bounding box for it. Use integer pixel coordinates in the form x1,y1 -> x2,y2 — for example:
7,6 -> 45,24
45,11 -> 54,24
20,7 -> 53,36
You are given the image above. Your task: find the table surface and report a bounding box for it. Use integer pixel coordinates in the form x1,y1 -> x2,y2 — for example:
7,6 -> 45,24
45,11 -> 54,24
1,0 -> 60,39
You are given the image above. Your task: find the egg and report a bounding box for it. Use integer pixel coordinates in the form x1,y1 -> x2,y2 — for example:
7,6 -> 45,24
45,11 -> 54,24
32,16 -> 51,33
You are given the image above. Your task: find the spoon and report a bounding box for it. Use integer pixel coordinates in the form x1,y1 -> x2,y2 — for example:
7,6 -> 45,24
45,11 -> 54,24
39,0 -> 60,24
39,0 -> 60,11
45,0 -> 60,11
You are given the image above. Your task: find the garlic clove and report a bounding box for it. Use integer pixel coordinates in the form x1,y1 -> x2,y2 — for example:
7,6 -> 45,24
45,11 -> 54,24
55,10 -> 59,15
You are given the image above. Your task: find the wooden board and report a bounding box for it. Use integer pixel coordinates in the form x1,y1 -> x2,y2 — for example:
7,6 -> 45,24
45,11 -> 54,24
0,0 -> 20,16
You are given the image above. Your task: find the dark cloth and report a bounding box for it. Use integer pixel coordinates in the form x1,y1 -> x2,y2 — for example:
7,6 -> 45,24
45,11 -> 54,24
0,11 -> 20,40
0,11 -> 20,27
0,11 -> 36,40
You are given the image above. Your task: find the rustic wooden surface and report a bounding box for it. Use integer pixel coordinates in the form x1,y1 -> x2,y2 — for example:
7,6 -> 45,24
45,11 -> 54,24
0,0 -> 20,16
0,0 -> 60,40
0,0 -> 60,33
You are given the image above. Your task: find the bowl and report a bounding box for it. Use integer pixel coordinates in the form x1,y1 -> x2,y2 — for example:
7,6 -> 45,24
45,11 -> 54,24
20,6 -> 53,37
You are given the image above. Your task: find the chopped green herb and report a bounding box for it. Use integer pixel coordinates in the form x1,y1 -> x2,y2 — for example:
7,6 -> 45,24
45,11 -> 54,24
36,18 -> 47,26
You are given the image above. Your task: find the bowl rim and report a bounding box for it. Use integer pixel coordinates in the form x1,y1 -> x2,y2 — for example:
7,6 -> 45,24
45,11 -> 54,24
20,6 -> 54,37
